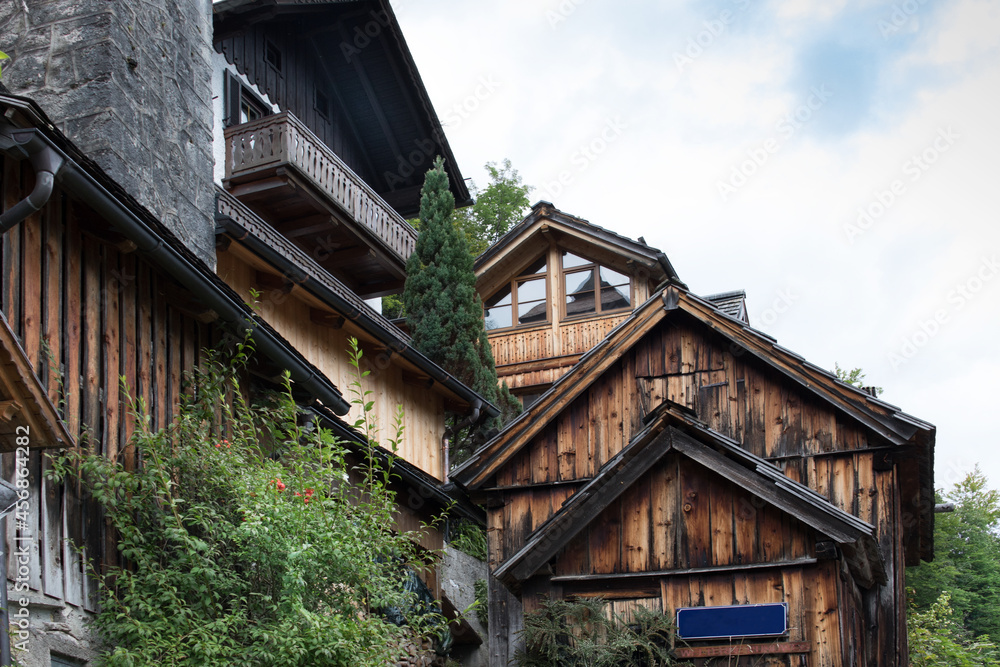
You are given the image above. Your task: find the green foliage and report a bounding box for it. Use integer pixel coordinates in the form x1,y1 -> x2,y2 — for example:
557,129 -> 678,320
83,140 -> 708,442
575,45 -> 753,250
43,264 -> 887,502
449,518 -> 487,561
402,156 -> 521,464
0,51 -> 8,79
474,579 -> 489,629
515,597 -> 684,667
833,363 -> 882,396
455,159 -> 533,256
47,336 -> 442,666
907,467 -> 1000,643
909,592 -> 1000,666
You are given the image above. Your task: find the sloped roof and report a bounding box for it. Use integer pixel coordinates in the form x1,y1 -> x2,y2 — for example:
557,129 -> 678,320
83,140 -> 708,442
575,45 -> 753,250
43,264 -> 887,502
495,401 -> 885,590
216,188 -> 499,417
0,312 -> 74,451
474,201 -> 681,291
453,281 -> 935,561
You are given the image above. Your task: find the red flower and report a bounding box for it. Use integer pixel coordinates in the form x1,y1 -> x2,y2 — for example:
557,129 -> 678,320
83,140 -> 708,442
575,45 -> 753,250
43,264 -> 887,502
275,479 -> 286,492
304,489 -> 314,497
215,443 -> 221,448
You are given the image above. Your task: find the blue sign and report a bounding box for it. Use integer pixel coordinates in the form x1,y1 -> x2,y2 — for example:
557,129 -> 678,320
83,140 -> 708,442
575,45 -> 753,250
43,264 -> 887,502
676,603 -> 788,640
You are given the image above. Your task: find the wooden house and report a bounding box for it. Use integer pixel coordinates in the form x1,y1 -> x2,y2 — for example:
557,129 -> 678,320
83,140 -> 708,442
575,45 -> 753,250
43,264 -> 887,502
458,215 -> 935,666
0,0 -> 494,662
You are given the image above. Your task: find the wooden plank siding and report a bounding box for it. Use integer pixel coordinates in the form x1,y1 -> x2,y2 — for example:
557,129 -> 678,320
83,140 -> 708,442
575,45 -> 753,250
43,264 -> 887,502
0,157 -> 211,614
216,248 -> 449,480
484,313 -> 905,666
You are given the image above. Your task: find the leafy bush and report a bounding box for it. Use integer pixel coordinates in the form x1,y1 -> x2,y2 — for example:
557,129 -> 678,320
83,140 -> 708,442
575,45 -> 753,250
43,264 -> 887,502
909,591 -> 1000,666
515,597 -> 684,667
48,337 -> 442,666
474,579 -> 489,629
449,518 -> 487,561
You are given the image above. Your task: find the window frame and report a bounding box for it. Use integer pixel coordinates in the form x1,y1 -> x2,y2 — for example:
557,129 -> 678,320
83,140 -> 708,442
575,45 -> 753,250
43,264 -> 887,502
224,72 -> 272,128
483,257 -> 550,332
560,251 -> 632,321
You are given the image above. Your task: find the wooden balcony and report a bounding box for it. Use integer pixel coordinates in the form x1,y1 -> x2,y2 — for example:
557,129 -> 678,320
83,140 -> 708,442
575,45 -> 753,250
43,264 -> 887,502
223,111 -> 416,298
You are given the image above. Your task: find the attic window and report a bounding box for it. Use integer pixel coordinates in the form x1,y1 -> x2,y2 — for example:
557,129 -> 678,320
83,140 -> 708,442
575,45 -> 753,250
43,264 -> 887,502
562,252 -> 631,318
265,41 -> 282,71
484,257 -> 548,331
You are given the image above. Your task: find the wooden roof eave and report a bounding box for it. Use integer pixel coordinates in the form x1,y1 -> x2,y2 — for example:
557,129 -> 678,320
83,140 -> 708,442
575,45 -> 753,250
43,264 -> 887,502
0,312 -> 74,451
475,217 -> 666,295
495,413 -> 885,591
677,289 -> 931,446
455,282 -> 933,490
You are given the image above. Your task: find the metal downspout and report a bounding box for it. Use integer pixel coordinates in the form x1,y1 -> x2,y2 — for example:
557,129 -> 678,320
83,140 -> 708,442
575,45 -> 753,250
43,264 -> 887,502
0,127 -> 64,231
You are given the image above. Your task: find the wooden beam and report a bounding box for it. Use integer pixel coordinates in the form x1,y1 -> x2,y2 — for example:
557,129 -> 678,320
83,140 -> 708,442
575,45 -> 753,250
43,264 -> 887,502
674,643 -> 811,658
255,270 -> 294,294
227,175 -> 291,199
336,23 -> 403,160
310,308 -> 345,329
309,37 -> 381,182
402,371 -> 434,388
0,399 -> 21,422
551,557 -> 819,583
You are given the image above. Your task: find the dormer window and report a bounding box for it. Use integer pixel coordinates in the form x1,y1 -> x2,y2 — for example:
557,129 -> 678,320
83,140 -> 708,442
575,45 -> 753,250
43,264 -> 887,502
562,252 -> 631,318
484,257 -> 548,331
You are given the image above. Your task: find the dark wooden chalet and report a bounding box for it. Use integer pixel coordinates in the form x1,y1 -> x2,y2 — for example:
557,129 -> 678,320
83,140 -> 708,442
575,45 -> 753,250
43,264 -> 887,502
214,0 -> 471,299
456,273 -> 935,665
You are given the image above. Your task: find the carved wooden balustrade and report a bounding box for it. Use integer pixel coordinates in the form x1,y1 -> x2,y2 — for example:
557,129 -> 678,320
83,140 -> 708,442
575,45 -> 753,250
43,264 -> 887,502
224,111 -> 417,264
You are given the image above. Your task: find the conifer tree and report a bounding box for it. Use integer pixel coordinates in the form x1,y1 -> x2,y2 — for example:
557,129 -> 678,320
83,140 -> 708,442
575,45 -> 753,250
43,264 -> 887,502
403,157 -> 520,463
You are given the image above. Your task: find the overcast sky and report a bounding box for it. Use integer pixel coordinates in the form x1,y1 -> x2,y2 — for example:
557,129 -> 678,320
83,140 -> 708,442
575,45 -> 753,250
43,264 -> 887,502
393,0 -> 1000,492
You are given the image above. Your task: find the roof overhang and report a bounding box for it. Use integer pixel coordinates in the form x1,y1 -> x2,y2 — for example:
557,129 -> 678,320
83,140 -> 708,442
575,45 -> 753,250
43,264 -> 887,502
213,0 -> 472,216
0,312 -> 74,451
454,281 -> 935,562
495,404 -> 885,591
475,201 -> 677,296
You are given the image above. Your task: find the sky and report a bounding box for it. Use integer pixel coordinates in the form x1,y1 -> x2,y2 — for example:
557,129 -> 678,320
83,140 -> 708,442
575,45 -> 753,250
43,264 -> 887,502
393,0 -> 1000,492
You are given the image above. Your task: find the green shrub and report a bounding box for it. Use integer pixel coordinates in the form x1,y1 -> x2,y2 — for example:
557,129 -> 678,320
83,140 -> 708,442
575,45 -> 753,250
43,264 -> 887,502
516,597 -> 685,667
449,518 -> 487,561
48,337 -> 443,666
474,579 -> 489,629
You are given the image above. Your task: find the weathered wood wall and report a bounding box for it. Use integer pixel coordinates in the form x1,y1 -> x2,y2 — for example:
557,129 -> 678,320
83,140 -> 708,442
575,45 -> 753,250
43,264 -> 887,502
217,248 -> 448,480
216,19 -> 370,185
0,156 -> 211,612
486,314 -> 904,666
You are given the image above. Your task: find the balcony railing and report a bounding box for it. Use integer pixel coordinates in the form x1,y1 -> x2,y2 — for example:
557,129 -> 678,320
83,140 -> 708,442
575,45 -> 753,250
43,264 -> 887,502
224,111 -> 417,263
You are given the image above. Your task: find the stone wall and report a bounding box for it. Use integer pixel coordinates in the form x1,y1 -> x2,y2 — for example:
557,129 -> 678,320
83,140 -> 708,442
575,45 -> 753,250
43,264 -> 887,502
0,0 -> 217,267
440,546 -> 489,667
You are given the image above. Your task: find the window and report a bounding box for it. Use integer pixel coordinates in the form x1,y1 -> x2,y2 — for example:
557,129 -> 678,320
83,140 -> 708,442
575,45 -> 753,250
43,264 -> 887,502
225,72 -> 271,127
265,41 -> 282,72
484,257 -> 548,331
562,252 -> 631,318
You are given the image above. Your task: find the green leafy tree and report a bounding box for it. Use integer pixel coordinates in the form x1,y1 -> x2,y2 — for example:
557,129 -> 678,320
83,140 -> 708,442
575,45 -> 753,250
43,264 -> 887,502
907,467 -> 1000,642
455,158 -> 533,256
909,592 -> 1000,666
834,362 -> 883,396
46,338 -> 444,666
403,156 -> 520,464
